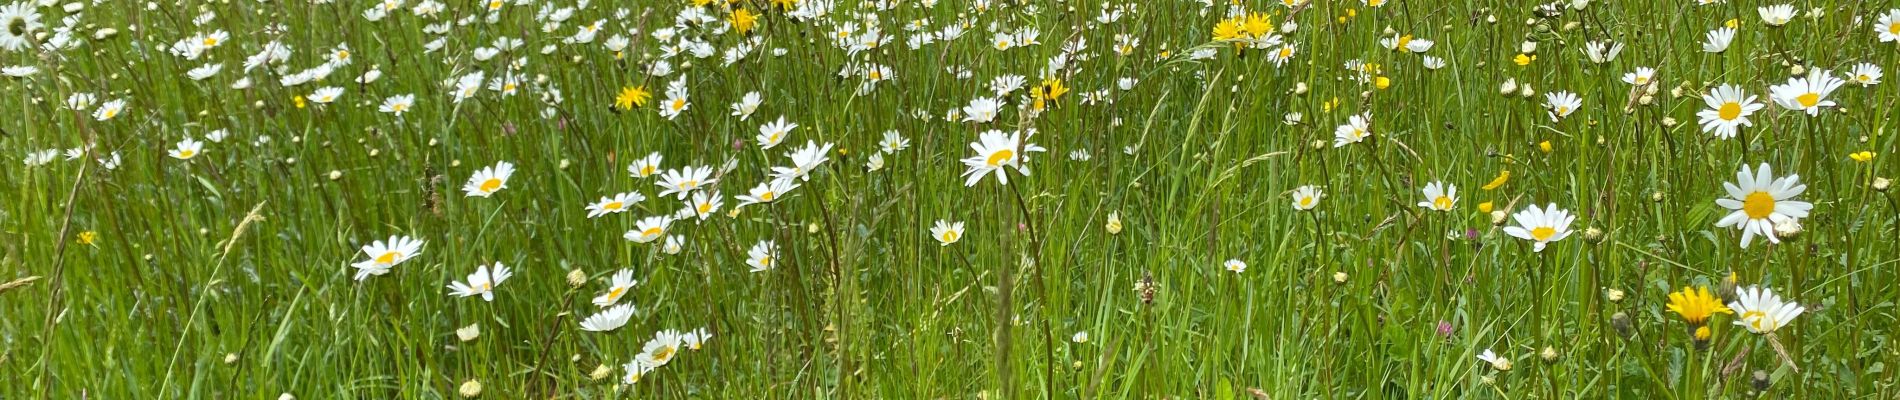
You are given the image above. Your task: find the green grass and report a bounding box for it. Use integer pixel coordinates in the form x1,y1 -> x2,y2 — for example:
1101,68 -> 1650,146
4,0 -> 1900,398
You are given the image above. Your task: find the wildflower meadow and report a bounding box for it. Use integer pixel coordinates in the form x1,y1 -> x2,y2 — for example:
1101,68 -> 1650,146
5,0 -> 1900,398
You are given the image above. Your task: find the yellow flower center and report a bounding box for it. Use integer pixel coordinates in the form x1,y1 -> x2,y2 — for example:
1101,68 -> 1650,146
758,256 -> 772,267
203,37 -> 219,46
1742,191 -> 1775,219
760,191 -> 775,201
1433,196 -> 1453,210
671,99 -> 686,111
1299,196 -> 1314,207
479,178 -> 503,193
608,286 -> 626,300
697,202 -> 713,213
103,109 -> 119,119
604,201 -> 624,211
985,149 -> 1014,167
1795,92 -> 1820,108
178,149 -> 196,158
1890,23 -> 1900,34
642,227 -> 663,237
1530,227 -> 1556,241
375,251 -> 401,264
651,346 -> 676,363
941,231 -> 958,243
1556,106 -> 1570,115
1718,102 -> 1742,120
640,165 -> 656,176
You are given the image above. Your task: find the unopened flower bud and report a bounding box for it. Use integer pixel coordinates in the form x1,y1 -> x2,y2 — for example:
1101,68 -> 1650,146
566,269 -> 587,288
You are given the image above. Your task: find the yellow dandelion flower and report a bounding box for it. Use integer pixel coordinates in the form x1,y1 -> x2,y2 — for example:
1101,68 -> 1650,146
729,8 -> 759,35
614,86 -> 651,111
1666,285 -> 1734,325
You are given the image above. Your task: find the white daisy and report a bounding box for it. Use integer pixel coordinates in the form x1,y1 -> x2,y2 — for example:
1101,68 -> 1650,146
1769,69 -> 1845,116
1502,203 -> 1577,252
351,235 -> 424,280
462,161 -> 515,197
446,262 -> 513,301
580,303 -> 637,332
1727,286 -> 1806,334
1416,181 -> 1457,211
1714,163 -> 1812,248
930,220 -> 963,246
1696,84 -> 1765,140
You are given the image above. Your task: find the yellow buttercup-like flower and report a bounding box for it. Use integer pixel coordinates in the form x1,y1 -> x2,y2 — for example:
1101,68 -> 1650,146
1666,285 -> 1733,325
1481,170 -> 1510,190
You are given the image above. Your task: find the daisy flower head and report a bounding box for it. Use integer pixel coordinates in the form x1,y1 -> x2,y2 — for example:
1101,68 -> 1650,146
1849,62 -> 1882,86
880,130 -> 910,154
585,191 -> 645,218
625,215 -> 676,243
682,327 -> 712,350
1416,181 -> 1457,211
1332,114 -> 1371,148
591,269 -> 639,307
1476,348 -> 1511,371
756,116 -> 797,149
1502,203 -> 1577,252
1545,91 -> 1581,121
462,161 -> 515,197
770,141 -> 834,182
1702,27 -> 1734,53
93,99 -> 127,121
628,152 -> 663,179
580,303 -> 637,332
351,235 -> 424,280
1727,286 -> 1805,334
379,93 -> 416,115
1666,285 -> 1733,325
737,178 -> 799,207
1223,259 -> 1246,274
0,1 -> 43,52
170,137 -> 205,160
930,219 -> 964,246
959,129 -> 1046,187
746,240 -> 777,272
730,91 -> 762,120
1714,163 -> 1811,248
447,262 -> 513,301
636,330 -> 684,368
961,96 -> 1004,123
1758,4 -> 1795,26
656,165 -> 715,199
309,86 -> 343,104
1291,185 -> 1322,211
1621,67 -> 1656,87
1696,84 -> 1764,140
1583,40 -> 1623,64
1877,9 -> 1900,42
1769,69 -> 1845,116
685,191 -> 724,220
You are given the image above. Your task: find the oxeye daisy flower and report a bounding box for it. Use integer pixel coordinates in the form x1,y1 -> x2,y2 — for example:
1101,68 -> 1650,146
737,179 -> 799,207
1583,40 -> 1622,64
1702,27 -> 1734,53
770,141 -> 834,182
656,165 -> 714,199
351,235 -> 424,280
169,138 -> 205,160
930,220 -> 964,246
628,152 -> 663,179
0,1 -> 43,52
580,303 -> 637,332
462,161 -> 515,197
1621,67 -> 1656,87
961,96 -> 1004,123
730,91 -> 761,120
1666,285 -> 1733,326
625,215 -> 675,243
1876,10 -> 1900,42
636,330 -> 685,368
1715,163 -> 1812,248
447,262 -> 513,301
379,93 -> 416,115
1544,91 -> 1581,121
622,362 -> 654,384
93,99 -> 127,121
682,327 -> 712,351
1770,69 -> 1845,116
1416,181 -> 1458,211
959,129 -> 1045,186
591,269 -> 639,307
1291,185 -> 1322,211
685,191 -> 723,220
1696,84 -> 1765,140
308,86 -> 342,104
1727,286 -> 1805,334
1267,44 -> 1297,67
1476,348 -> 1512,371
1849,62 -> 1882,86
1223,259 -> 1246,274
1332,114 -> 1371,147
585,192 -> 645,218
879,130 -> 910,154
746,240 -> 777,272
756,116 -> 797,149
1758,4 -> 1795,26
658,77 -> 690,120
1502,203 -> 1577,252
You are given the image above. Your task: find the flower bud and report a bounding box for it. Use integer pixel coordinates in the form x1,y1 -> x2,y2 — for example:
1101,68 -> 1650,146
567,269 -> 587,288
